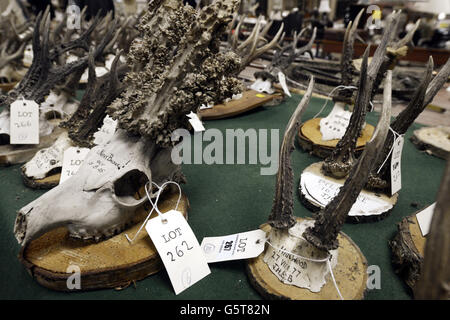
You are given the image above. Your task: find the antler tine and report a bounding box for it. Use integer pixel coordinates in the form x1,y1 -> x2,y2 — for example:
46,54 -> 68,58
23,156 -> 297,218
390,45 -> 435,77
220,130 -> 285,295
304,71 -> 392,251
341,9 -> 363,87
231,15 -> 244,50
39,5 -> 51,34
250,23 -> 284,62
268,77 -> 315,229
294,27 -> 316,58
322,45 -> 372,178
392,56 -> 434,133
50,12 -> 103,60
108,50 -> 124,89
367,57 -> 450,190
104,23 -> 123,54
236,16 -> 262,52
258,18 -> 273,40
394,19 -> 420,50
226,12 -> 238,45
0,42 -> 26,69
424,57 -> 450,106
365,10 -> 401,102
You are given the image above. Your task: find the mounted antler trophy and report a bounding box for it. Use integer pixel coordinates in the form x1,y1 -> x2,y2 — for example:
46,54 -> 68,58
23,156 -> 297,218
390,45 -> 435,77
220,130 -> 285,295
247,69 -> 392,299
21,52 -> 128,189
198,13 -> 285,120
297,10 -> 420,159
298,11 -> 450,222
15,0 -> 243,292
0,8 -> 115,166
390,156 -> 450,299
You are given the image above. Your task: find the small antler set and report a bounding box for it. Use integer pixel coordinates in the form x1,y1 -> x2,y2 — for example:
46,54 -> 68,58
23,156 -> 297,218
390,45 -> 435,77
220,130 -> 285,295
0,8 -> 115,106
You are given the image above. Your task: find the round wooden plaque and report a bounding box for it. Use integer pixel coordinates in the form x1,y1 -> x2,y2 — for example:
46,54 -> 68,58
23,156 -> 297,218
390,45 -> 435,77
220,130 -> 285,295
247,217 -> 368,300
390,213 -> 426,293
19,190 -> 189,291
297,118 -> 375,158
299,162 -> 398,223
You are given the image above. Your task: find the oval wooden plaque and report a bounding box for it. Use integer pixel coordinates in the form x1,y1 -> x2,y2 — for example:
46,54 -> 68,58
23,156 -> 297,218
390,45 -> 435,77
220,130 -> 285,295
197,89 -> 282,120
247,217 -> 368,300
19,190 -> 189,291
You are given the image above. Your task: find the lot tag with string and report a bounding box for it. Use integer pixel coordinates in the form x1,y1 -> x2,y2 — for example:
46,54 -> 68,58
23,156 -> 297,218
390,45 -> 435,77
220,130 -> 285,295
200,230 -> 267,263
144,182 -> 210,295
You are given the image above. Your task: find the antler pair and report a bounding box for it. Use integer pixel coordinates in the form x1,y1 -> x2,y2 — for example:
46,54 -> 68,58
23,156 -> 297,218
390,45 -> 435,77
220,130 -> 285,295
0,8 -> 115,106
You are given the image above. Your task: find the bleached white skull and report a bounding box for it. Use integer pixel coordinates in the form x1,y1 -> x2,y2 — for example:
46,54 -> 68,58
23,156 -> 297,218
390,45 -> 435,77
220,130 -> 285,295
15,129 -> 181,246
22,131 -> 73,180
40,90 -> 79,121
22,115 -> 118,181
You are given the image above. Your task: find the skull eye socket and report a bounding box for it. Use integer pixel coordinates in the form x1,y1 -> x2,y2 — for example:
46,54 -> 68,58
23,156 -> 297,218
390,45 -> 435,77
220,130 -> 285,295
113,169 -> 149,203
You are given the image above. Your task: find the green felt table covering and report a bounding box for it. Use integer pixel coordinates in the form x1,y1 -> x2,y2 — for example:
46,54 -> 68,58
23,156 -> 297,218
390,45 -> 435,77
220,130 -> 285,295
0,93 -> 445,300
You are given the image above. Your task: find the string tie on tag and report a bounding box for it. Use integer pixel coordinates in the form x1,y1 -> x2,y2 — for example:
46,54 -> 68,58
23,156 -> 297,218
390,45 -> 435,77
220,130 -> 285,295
265,238 -> 344,300
312,85 -> 358,119
376,127 -> 403,174
125,180 -> 182,243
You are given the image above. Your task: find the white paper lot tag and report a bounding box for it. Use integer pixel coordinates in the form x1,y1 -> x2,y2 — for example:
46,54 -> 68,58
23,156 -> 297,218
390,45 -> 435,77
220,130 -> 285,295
93,115 -> 117,146
200,230 -> 266,263
301,171 -> 393,216
145,210 -> 210,295
278,71 -> 291,97
416,203 -> 436,237
187,112 -> 205,132
391,136 -> 404,195
59,147 -> 90,183
319,109 -> 352,141
10,100 -> 39,144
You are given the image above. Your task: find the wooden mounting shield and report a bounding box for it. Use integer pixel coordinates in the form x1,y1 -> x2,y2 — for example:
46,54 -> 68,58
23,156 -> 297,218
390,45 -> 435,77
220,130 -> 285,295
390,213 -> 426,293
197,89 -> 282,120
298,162 -> 398,223
297,118 -> 375,158
0,125 -> 64,166
246,217 -> 368,300
19,190 -> 189,291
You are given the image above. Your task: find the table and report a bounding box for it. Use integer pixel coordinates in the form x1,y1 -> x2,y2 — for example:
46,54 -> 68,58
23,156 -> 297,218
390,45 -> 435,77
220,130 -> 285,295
0,93 -> 445,300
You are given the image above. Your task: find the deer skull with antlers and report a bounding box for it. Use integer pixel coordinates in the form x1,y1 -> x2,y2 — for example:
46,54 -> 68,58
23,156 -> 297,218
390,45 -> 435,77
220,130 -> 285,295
15,0 -> 243,246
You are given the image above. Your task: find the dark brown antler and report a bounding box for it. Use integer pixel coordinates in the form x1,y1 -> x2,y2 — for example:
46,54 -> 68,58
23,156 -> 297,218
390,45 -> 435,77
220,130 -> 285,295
270,27 -> 317,73
0,41 -> 26,70
335,9 -> 364,102
0,9 -> 115,106
61,51 -> 128,147
370,12 -> 420,101
415,157 -> 450,300
267,77 -> 315,229
367,56 -> 450,191
321,12 -> 400,179
303,71 -> 392,251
